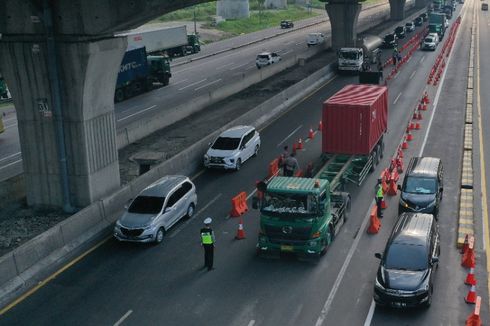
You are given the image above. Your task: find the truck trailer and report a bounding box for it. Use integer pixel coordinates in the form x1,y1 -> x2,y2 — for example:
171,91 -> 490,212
120,26 -> 200,57
337,35 -> 382,72
115,47 -> 171,102
255,84 -> 388,258
429,12 -> 447,39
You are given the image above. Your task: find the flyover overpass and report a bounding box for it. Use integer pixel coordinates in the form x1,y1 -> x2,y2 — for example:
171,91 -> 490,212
0,0 -> 429,210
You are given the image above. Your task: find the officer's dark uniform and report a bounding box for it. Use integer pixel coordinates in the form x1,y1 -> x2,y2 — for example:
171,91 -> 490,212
376,183 -> 384,218
200,223 -> 215,271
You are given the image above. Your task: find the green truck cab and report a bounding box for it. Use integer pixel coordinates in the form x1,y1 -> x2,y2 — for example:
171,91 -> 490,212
429,12 -> 447,39
147,55 -> 172,85
255,177 -> 350,258
186,34 -> 201,54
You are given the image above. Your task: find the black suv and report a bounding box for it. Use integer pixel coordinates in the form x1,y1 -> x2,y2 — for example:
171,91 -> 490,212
398,157 -> 444,218
414,17 -> 423,26
394,26 -> 406,39
374,213 -> 440,308
280,20 -> 294,29
382,33 -> 397,48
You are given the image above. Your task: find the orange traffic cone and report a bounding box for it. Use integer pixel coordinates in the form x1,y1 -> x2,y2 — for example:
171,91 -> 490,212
367,206 -> 381,234
465,296 -> 482,326
409,121 -> 415,130
413,111 -> 418,119
235,218 -> 246,240
417,111 -> 423,120
462,236 -> 476,268
424,91 -> 430,104
414,121 -> 421,130
461,234 -> 469,254
292,142 -> 298,154
402,137 -> 409,150
406,127 -> 413,141
465,284 -> 477,304
465,267 -> 477,286
398,147 -> 404,159
308,128 -> 315,140
298,138 -> 304,150
318,120 -> 323,131
381,198 -> 387,209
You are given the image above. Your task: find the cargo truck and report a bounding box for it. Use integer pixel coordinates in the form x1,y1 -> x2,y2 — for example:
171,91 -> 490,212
429,12 -> 447,39
120,26 -> 201,58
115,46 -> 171,102
254,84 -> 388,258
337,35 -> 382,72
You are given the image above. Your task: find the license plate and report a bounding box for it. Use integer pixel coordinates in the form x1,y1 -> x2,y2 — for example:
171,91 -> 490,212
281,245 -> 294,252
392,302 -> 406,307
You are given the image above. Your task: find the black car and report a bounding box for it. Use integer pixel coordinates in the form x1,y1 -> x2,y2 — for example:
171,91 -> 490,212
382,33 -> 397,48
398,157 -> 444,218
280,20 -> 294,29
374,213 -> 440,308
420,13 -> 429,21
414,17 -> 423,26
394,26 -> 406,39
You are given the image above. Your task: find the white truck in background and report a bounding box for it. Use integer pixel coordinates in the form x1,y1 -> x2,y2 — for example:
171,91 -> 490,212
307,32 -> 325,47
337,35 -> 382,72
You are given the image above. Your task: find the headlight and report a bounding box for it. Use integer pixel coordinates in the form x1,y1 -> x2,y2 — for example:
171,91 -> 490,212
203,154 -> 209,161
143,224 -> 155,231
399,198 -> 410,208
415,283 -> 430,295
229,158 -> 235,163
375,276 -> 385,290
426,199 -> 437,208
115,221 -> 123,229
259,235 -> 268,243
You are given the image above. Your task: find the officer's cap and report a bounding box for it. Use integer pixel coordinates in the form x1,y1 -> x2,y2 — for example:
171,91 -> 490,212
204,217 -> 212,225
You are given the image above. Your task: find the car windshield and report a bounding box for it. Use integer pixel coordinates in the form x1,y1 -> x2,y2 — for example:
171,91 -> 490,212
384,242 -> 428,270
405,23 -> 412,27
258,54 -> 270,60
261,192 -> 320,219
425,37 -> 435,43
339,50 -> 360,60
211,137 -> 241,150
404,176 -> 437,194
128,196 -> 165,214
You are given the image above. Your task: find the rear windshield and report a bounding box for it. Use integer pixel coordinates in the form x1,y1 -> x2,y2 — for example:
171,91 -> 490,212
212,137 -> 241,150
128,196 -> 165,214
384,242 -> 428,270
425,37 -> 434,42
257,55 -> 270,59
404,176 -> 437,194
405,23 -> 412,26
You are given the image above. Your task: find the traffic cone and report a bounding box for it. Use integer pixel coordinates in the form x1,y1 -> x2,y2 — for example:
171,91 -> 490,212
406,127 -> 413,141
298,138 -> 304,150
402,137 -> 409,149
413,111 -> 418,119
462,246 -> 476,268
235,218 -> 246,240
414,121 -> 421,130
461,234 -> 469,254
381,198 -> 387,209
417,111 -> 423,120
367,206 -> 381,234
465,284 -> 477,304
398,147 -> 404,159
409,121 -> 415,130
318,120 -> 323,131
465,267 -> 477,286
424,91 -> 430,104
308,128 -> 315,140
292,142 -> 298,154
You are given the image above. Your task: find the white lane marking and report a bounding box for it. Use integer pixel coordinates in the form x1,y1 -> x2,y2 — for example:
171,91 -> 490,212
247,320 -> 256,326
285,41 -> 294,45
420,55 -> 426,63
170,193 -> 222,238
172,78 -> 188,85
277,125 -> 303,147
296,42 -> 302,46
0,152 -> 21,163
216,62 -> 235,70
409,70 -> 416,79
114,310 -> 133,326
282,50 -> 292,56
0,159 -> 22,171
230,62 -> 249,70
116,105 -> 156,122
178,78 -> 207,91
314,201 -> 374,326
195,78 -> 222,91
363,300 -> 376,326
393,92 -> 402,104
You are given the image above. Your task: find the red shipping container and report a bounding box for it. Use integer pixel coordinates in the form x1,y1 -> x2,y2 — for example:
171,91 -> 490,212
322,84 -> 388,155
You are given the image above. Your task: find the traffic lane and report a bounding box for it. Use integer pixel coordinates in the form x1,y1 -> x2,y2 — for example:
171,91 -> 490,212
0,114 -> 22,180
371,4 -> 478,325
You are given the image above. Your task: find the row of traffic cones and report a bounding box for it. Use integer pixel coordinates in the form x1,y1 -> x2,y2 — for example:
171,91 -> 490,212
462,234 -> 483,325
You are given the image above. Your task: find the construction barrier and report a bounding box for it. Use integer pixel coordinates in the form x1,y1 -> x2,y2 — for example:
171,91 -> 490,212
230,191 -> 248,217
367,206 -> 381,234
465,296 -> 482,326
462,235 -> 476,268
268,158 -> 280,179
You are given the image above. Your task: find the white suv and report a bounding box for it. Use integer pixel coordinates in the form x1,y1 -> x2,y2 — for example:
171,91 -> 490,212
204,125 -> 261,170
256,52 -> 281,69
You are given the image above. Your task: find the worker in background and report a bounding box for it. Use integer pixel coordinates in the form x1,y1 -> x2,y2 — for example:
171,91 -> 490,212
279,145 -> 289,171
284,152 -> 299,177
376,179 -> 384,218
200,217 -> 215,271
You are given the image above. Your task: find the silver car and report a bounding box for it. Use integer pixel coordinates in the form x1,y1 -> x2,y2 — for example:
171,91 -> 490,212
114,175 -> 197,244
203,125 -> 261,170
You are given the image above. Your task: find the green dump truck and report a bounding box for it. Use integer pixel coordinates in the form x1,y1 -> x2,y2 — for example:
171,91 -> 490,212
429,12 -> 447,39
254,84 -> 388,258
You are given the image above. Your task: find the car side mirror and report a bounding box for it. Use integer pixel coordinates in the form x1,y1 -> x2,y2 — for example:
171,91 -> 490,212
252,197 -> 259,210
431,256 -> 439,264
375,253 -> 382,259
397,184 -> 402,191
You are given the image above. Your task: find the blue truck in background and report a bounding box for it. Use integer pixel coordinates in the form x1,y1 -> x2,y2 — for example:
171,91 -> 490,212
115,46 -> 171,102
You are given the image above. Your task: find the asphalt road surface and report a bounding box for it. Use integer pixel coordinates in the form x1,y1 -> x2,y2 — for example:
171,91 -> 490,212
0,2 -> 406,182
1,1 -> 486,325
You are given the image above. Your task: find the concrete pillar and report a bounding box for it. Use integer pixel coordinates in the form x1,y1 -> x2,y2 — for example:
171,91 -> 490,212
389,0 -> 407,21
325,2 -> 362,50
415,0 -> 427,9
0,37 -> 126,207
264,0 -> 288,9
216,0 -> 250,19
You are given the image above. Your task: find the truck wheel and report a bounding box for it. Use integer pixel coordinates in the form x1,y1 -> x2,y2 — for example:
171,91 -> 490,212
114,89 -> 124,103
124,86 -> 133,99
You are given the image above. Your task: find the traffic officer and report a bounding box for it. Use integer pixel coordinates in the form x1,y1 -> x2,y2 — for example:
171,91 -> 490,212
200,217 -> 215,271
376,179 -> 384,218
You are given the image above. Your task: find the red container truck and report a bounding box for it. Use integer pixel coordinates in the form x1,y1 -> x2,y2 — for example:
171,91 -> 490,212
322,84 -> 388,155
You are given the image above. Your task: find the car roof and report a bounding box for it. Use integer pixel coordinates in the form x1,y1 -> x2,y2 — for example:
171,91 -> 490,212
407,157 -> 441,177
258,52 -> 271,56
140,175 -> 189,197
218,125 -> 254,138
390,213 -> 434,247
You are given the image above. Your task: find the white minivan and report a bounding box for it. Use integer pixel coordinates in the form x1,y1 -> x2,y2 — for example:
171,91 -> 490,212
307,32 -> 325,47
256,52 -> 281,69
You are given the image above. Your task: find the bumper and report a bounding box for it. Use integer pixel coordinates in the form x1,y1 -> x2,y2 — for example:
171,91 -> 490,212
398,204 -> 436,215
204,161 -> 236,170
374,287 -> 430,308
338,66 -> 361,71
114,228 -> 155,243
256,238 -> 323,256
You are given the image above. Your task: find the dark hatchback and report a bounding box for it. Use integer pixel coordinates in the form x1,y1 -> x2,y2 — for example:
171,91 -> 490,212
280,20 -> 294,28
382,33 -> 397,48
394,26 -> 406,39
414,17 -> 424,26
374,213 -> 440,308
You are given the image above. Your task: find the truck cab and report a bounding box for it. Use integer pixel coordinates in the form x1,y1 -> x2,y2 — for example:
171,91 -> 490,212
186,34 -> 201,54
255,177 -> 349,258
147,55 -> 172,86
337,48 -> 363,72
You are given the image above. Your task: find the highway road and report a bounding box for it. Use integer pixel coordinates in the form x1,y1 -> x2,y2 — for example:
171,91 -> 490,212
1,1 -> 486,325
0,1 -> 407,182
